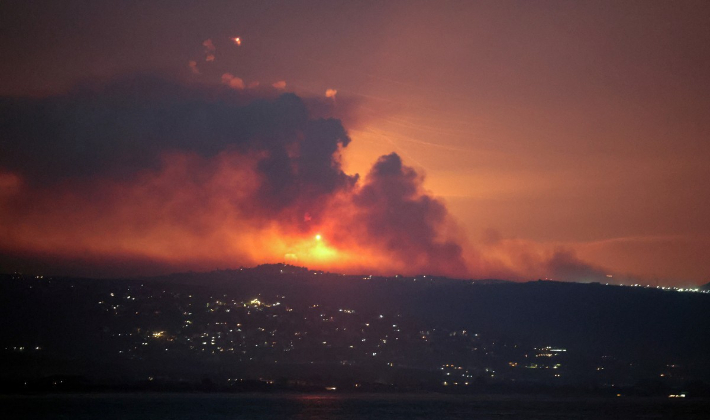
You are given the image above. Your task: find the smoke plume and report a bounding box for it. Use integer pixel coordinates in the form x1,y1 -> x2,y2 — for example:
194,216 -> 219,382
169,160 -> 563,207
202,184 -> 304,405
0,75 -> 466,277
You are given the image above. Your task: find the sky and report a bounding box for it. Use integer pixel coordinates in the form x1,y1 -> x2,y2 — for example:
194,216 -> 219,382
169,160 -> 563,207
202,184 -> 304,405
1,0 -> 709,285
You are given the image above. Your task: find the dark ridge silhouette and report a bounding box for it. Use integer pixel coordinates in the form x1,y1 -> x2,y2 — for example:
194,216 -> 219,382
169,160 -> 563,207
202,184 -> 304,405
1,265 -> 709,395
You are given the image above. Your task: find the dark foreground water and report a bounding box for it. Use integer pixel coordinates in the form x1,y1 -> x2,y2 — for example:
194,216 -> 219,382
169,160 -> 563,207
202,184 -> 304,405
2,394 -> 709,420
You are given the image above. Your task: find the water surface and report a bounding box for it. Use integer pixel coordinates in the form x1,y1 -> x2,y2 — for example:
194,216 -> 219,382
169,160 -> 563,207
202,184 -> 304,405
2,393 -> 708,420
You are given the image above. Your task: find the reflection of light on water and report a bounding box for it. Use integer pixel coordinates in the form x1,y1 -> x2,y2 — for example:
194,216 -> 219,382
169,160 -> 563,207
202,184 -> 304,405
295,394 -> 341,401
294,392 -> 344,417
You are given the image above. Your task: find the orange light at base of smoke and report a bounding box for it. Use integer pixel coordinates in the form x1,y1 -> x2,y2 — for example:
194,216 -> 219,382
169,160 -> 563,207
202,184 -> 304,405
0,146 -> 609,282
0,150 -> 412,277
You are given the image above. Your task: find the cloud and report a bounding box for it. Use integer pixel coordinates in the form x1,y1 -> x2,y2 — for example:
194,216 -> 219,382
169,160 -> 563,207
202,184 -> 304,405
202,39 -> 215,52
221,73 -> 245,89
206,54 -> 215,62
188,60 -> 199,74
325,88 -> 337,99
272,80 -> 286,89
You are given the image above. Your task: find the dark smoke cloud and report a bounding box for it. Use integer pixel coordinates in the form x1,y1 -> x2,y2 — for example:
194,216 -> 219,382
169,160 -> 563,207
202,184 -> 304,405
0,74 -> 626,282
0,75 -> 355,216
351,153 -> 467,275
0,74 -> 468,277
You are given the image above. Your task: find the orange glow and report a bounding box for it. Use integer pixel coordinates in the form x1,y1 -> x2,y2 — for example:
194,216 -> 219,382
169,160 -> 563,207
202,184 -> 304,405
0,149 -> 457,278
2,3 -> 709,286
285,234 -> 341,266
221,73 -> 245,89
0,145 -> 619,281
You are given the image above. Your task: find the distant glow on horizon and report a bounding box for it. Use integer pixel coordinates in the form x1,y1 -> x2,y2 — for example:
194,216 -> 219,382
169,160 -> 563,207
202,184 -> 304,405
309,233 -> 338,261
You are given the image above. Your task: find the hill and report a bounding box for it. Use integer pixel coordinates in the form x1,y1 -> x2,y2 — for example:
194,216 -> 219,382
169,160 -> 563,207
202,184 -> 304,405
1,265 -> 709,395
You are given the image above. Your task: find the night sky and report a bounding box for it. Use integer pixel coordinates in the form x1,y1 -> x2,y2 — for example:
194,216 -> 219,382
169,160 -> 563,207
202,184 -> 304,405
1,1 -> 709,285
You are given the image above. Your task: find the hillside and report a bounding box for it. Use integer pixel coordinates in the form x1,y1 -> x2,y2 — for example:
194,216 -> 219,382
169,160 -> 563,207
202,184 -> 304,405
1,265 -> 709,394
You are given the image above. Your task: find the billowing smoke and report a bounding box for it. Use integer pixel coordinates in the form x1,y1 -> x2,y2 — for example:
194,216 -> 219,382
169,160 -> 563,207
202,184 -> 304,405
0,75 -> 622,282
0,75 -> 356,219
0,75 -> 465,277
348,153 -> 466,275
